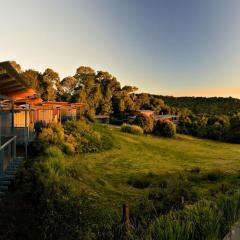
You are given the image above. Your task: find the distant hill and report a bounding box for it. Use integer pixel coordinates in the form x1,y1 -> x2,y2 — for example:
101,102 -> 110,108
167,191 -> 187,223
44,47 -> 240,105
155,96 -> 240,115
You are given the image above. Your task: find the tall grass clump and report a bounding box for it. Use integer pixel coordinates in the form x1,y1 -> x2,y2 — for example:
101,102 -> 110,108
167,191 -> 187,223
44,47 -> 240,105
145,191 -> 240,240
121,123 -> 144,135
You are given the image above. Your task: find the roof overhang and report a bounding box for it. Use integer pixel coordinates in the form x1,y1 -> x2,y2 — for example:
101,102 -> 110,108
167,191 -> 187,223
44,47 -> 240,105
0,61 -> 35,100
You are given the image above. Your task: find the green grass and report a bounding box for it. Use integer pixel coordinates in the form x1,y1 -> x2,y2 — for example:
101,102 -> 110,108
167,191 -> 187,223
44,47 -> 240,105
64,127 -> 240,206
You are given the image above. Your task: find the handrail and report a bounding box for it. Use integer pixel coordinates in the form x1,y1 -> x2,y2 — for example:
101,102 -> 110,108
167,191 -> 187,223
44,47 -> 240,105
0,136 -> 17,150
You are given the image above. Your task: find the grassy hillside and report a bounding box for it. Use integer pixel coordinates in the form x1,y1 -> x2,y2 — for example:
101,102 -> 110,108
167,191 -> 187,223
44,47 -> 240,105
2,125 -> 240,240
66,127 -> 240,205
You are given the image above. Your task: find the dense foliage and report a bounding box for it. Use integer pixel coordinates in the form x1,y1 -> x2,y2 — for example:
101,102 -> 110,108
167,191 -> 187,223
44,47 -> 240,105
158,95 -> 240,115
133,115 -> 154,134
121,124 -> 144,135
19,61 -> 240,143
178,113 -> 240,143
154,120 -> 176,137
31,120 -> 114,155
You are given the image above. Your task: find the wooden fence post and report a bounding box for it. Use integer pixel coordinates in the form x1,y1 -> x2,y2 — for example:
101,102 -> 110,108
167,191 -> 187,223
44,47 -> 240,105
122,203 -> 130,239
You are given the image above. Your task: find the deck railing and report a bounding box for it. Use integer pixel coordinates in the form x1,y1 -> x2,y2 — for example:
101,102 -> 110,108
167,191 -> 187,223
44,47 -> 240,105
0,136 -> 16,177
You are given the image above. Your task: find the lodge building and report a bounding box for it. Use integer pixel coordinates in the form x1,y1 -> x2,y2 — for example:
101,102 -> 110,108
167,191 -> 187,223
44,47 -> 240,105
0,61 -> 84,192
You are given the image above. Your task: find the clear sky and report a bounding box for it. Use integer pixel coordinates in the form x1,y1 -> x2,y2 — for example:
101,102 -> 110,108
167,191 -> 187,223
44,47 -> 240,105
0,0 -> 240,98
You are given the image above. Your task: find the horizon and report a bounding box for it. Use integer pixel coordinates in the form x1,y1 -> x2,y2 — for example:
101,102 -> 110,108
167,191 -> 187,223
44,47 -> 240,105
1,0 -> 240,98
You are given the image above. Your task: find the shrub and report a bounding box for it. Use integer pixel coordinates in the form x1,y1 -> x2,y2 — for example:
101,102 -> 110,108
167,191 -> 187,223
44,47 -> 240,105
190,167 -> 201,174
133,114 -> 154,133
45,146 -> 64,159
148,175 -> 198,214
154,120 -> 176,137
31,120 -> 114,155
62,134 -> 77,155
64,120 -> 113,153
33,123 -> 65,154
205,169 -> 224,181
121,124 -> 144,135
127,176 -> 151,189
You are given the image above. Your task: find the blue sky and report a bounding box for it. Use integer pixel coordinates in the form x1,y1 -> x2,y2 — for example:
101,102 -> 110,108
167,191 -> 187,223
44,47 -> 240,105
0,0 -> 240,97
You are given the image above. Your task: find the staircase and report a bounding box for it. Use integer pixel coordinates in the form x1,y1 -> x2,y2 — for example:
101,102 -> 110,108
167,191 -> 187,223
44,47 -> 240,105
0,157 -> 24,196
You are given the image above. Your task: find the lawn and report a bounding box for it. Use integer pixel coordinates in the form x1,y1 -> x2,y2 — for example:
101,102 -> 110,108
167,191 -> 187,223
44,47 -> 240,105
66,127 -> 240,207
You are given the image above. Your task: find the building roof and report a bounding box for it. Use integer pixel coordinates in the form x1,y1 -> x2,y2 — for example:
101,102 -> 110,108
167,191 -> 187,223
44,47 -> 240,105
154,114 -> 179,121
0,61 -> 34,100
138,110 -> 154,113
95,115 -> 110,119
0,61 -> 85,110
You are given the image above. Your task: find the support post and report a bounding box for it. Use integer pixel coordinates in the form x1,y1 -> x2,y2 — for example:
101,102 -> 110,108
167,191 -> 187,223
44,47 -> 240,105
11,100 -> 14,136
13,136 -> 16,161
122,203 -> 130,239
0,108 -> 2,177
0,149 -> 3,177
25,109 -> 28,160
0,109 -> 2,146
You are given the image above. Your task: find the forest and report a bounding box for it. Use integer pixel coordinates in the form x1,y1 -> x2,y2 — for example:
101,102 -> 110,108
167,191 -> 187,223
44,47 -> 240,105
16,62 -> 240,143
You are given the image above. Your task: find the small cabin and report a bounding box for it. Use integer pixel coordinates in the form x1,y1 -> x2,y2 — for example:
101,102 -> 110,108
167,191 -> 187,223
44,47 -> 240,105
95,115 -> 110,124
154,114 -> 179,124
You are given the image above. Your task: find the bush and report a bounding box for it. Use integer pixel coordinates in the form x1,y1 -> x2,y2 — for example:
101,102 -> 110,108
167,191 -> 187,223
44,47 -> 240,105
190,167 -> 201,174
45,146 -> 64,159
148,175 -> 198,214
133,114 -> 154,133
121,124 -> 144,135
154,120 -> 176,137
31,120 -> 114,155
64,120 -> 113,153
205,169 -> 224,181
62,134 -> 77,155
127,176 -> 151,189
32,123 -> 65,154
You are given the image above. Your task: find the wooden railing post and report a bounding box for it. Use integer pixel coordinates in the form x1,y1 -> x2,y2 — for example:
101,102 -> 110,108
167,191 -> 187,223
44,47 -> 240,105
0,136 -> 17,176
13,137 -> 16,161
0,149 -> 3,177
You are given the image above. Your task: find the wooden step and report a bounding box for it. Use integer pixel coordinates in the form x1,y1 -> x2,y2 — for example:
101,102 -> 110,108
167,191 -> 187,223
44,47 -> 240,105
0,185 -> 8,191
0,174 -> 15,180
5,170 -> 16,175
0,180 -> 11,185
7,166 -> 18,170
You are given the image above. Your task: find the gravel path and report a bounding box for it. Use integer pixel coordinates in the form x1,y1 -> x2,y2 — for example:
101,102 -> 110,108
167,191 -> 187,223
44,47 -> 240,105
224,225 -> 240,240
